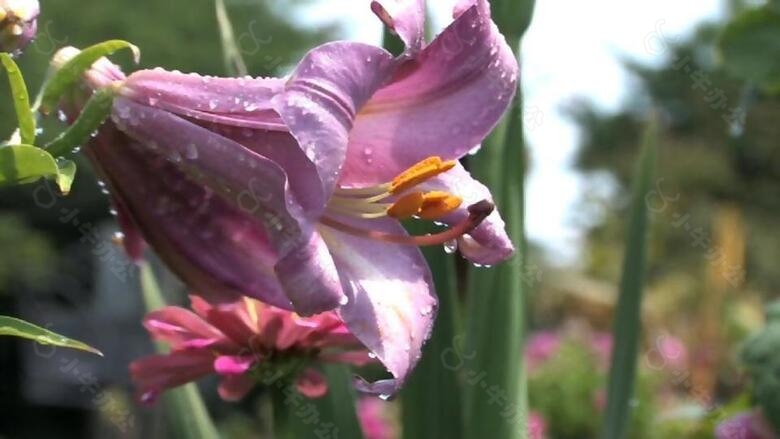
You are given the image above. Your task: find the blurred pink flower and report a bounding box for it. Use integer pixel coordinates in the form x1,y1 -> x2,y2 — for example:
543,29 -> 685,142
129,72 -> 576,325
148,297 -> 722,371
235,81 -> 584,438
716,410 -> 778,439
130,295 -> 372,403
528,411 -> 548,439
358,397 -> 396,439
525,331 -> 561,372
0,0 -> 38,55
589,332 -> 613,369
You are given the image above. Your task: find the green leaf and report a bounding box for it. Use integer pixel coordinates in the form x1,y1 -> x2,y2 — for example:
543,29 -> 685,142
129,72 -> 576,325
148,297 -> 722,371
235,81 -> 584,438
0,315 -> 102,356
601,117 -> 657,439
214,0 -> 248,76
719,7 -> 780,90
39,40 -> 139,114
401,236 -> 464,439
0,144 -> 76,193
139,262 -> 221,439
45,87 -> 115,158
0,53 -> 36,145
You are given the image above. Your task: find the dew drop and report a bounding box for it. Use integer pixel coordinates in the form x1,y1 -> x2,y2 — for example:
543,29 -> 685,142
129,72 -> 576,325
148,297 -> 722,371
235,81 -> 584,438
379,394 -> 391,401
368,352 -> 377,359
185,143 -> 199,160
208,100 -> 218,110
443,239 -> 458,254
468,144 -> 482,156
148,97 -> 159,106
338,295 -> 349,306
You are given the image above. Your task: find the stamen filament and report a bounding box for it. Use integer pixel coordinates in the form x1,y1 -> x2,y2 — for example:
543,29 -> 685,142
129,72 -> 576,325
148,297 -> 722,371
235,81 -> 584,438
320,200 -> 494,246
333,183 -> 391,198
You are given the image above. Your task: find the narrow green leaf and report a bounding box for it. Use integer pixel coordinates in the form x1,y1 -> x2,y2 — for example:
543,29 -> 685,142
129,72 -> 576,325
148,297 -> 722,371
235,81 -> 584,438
0,315 -> 102,356
0,144 -> 74,193
214,0 -> 248,77
39,40 -> 139,114
0,53 -> 36,144
285,365 -> 364,439
719,7 -> 780,91
601,118 -> 658,439
139,262 -> 221,439
401,237 -> 464,439
45,87 -> 115,158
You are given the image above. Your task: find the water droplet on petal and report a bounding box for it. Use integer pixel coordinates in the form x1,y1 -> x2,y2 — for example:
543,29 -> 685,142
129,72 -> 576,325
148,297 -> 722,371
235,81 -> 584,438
185,143 -> 199,160
444,239 -> 458,254
339,295 -> 349,306
468,144 -> 482,156
368,352 -> 377,359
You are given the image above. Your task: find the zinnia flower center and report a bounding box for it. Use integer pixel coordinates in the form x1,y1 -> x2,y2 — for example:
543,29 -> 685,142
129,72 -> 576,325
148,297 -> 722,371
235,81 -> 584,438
322,156 -> 493,246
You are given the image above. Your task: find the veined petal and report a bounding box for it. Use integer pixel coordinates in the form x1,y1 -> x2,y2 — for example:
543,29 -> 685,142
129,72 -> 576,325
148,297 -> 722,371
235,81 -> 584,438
143,306 -> 233,351
341,0 -> 519,186
320,216 -> 437,396
417,163 -> 514,264
120,69 -> 287,131
85,125 -> 292,309
371,0 -> 426,54
272,41 -> 396,198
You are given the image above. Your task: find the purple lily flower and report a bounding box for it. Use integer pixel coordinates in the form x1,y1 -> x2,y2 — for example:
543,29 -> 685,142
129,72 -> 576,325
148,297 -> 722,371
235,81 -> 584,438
58,0 -> 517,394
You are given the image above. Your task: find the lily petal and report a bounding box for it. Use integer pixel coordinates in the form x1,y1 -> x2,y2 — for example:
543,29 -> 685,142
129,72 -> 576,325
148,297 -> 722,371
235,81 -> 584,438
85,125 -> 292,308
320,215 -> 437,396
110,99 -> 347,313
272,41 -> 396,199
341,0 -> 519,186
418,162 -> 514,264
371,0 -> 426,54
121,69 -> 287,131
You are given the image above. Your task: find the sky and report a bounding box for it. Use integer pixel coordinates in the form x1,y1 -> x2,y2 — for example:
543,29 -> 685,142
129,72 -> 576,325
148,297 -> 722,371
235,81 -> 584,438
300,0 -> 726,264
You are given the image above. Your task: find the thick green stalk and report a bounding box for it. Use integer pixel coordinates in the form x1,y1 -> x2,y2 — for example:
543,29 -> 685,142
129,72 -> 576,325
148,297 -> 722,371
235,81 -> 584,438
463,59 -> 528,439
463,0 -> 535,430
139,262 -> 221,439
601,119 -> 658,439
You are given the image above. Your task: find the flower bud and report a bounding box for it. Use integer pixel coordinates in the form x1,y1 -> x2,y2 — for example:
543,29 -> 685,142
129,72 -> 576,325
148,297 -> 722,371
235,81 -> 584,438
0,0 -> 39,55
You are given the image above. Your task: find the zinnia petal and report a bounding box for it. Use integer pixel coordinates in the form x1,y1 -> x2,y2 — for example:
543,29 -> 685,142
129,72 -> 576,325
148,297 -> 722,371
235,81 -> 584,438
129,350 -> 215,403
143,306 -> 231,350
341,0 -> 519,186
218,374 -> 256,402
213,355 -> 256,375
320,215 -> 437,396
295,368 -> 329,399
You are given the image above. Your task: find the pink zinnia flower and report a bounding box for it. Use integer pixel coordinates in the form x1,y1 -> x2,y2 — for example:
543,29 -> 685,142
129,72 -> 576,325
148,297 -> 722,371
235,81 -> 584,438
358,397 -> 397,439
528,411 -> 548,439
130,295 -> 372,403
56,0 -> 518,395
525,331 -> 561,373
715,410 -> 778,439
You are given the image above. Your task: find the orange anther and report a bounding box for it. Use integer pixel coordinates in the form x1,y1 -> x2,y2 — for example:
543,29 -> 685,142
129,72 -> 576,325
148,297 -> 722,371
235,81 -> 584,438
418,192 -> 462,220
387,192 -> 425,219
389,156 -> 457,194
